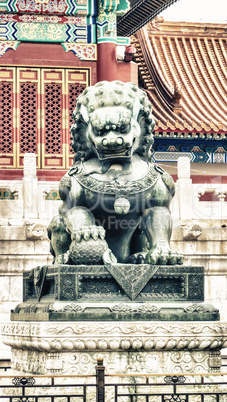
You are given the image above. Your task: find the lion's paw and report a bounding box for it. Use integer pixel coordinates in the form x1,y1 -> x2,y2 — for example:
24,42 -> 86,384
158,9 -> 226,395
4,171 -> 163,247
69,225 -> 108,265
55,251 -> 71,265
145,247 -> 183,265
69,238 -> 108,265
127,252 -> 147,264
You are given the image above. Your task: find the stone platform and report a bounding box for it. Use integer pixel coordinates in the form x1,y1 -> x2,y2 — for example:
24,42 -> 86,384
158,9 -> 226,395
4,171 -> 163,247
3,263 -> 226,376
11,264 -> 220,322
2,320 -> 227,374
22,264 -> 205,304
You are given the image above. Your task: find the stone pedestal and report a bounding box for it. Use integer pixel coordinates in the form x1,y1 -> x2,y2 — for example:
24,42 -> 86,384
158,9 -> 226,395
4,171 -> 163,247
2,320 -> 227,375
2,263 -> 227,377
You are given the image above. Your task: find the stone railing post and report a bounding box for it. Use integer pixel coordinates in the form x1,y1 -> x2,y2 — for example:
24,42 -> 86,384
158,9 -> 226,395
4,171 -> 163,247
23,153 -> 38,219
177,156 -> 193,220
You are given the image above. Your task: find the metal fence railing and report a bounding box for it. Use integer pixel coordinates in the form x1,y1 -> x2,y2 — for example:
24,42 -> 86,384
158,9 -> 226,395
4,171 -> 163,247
222,356 -> 227,371
0,360 -> 11,373
0,359 -> 226,401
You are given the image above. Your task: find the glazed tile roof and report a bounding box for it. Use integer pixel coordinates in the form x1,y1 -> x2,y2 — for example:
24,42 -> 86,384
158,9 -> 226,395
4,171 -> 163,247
132,19 -> 227,136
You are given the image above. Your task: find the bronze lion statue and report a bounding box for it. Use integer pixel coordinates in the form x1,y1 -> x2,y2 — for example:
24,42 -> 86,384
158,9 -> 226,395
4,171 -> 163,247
48,81 -> 183,266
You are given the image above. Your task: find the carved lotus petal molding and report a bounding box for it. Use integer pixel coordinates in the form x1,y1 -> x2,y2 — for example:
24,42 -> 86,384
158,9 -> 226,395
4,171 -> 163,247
2,321 -> 227,352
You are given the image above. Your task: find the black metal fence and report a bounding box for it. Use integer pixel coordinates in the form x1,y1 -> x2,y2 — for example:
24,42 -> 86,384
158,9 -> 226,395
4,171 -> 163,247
222,356 -> 227,371
0,359 -> 226,401
0,360 -> 11,372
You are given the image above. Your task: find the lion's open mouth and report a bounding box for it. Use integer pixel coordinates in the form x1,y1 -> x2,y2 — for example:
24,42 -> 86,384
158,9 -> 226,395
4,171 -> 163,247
97,147 -> 132,160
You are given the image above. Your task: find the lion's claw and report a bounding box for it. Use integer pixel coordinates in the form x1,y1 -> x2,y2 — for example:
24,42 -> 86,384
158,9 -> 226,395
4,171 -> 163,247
55,251 -> 71,265
103,248 -> 117,265
71,225 -> 106,242
98,227 -> 106,240
145,247 -> 183,265
176,254 -> 184,265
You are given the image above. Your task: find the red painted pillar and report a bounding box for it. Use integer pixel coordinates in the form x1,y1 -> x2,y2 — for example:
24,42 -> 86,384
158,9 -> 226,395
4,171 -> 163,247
97,42 -> 117,82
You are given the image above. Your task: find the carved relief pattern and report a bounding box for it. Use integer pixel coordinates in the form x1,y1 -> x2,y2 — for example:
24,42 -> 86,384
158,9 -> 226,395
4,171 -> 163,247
106,264 -> 159,300
170,351 -> 210,373
11,349 -> 48,374
74,162 -> 160,195
54,303 -> 84,312
2,321 -> 227,353
59,265 -> 107,274
10,348 -> 214,375
23,153 -> 37,177
188,275 -> 204,300
111,304 -> 159,313
142,276 -> 185,300
59,274 -> 76,300
78,275 -> 119,299
177,156 -> 191,179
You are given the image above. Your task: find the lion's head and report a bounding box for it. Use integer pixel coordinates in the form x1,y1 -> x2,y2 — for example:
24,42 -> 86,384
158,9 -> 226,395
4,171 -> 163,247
70,81 -> 155,163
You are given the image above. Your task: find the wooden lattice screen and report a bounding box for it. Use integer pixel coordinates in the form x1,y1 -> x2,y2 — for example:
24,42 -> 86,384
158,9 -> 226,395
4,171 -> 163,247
0,67 -> 89,170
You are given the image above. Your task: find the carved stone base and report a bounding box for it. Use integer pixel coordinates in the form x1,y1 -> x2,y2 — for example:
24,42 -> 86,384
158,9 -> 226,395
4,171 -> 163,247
8,349 -> 222,375
11,300 -> 220,322
22,264 -> 205,304
11,263 -> 220,322
2,320 -> 227,374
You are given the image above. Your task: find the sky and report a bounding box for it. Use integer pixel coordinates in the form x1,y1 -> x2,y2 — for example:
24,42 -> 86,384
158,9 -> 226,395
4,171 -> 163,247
160,0 -> 227,23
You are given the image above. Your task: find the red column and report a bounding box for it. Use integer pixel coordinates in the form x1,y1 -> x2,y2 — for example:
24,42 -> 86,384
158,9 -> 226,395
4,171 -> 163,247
97,43 -> 117,82
97,42 -> 139,85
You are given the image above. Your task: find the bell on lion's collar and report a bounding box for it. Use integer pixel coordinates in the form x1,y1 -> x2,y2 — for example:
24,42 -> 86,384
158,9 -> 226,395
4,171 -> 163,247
114,197 -> 130,215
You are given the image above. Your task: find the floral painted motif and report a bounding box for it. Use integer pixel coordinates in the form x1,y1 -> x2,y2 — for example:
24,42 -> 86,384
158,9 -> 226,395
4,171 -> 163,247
62,43 -> 97,60
0,0 -> 87,14
0,41 -> 20,57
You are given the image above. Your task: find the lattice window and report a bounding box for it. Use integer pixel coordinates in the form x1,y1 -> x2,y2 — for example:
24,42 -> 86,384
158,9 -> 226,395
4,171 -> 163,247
68,83 -> 86,153
0,82 -> 13,153
44,83 -> 62,154
20,82 -> 38,153
69,83 -> 86,126
0,67 -> 90,170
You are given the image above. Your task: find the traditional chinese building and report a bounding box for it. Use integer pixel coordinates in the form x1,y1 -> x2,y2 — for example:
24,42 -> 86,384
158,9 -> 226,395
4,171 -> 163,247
131,20 -> 227,342
132,18 -> 227,182
0,0 -> 179,179
0,0 -> 136,179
